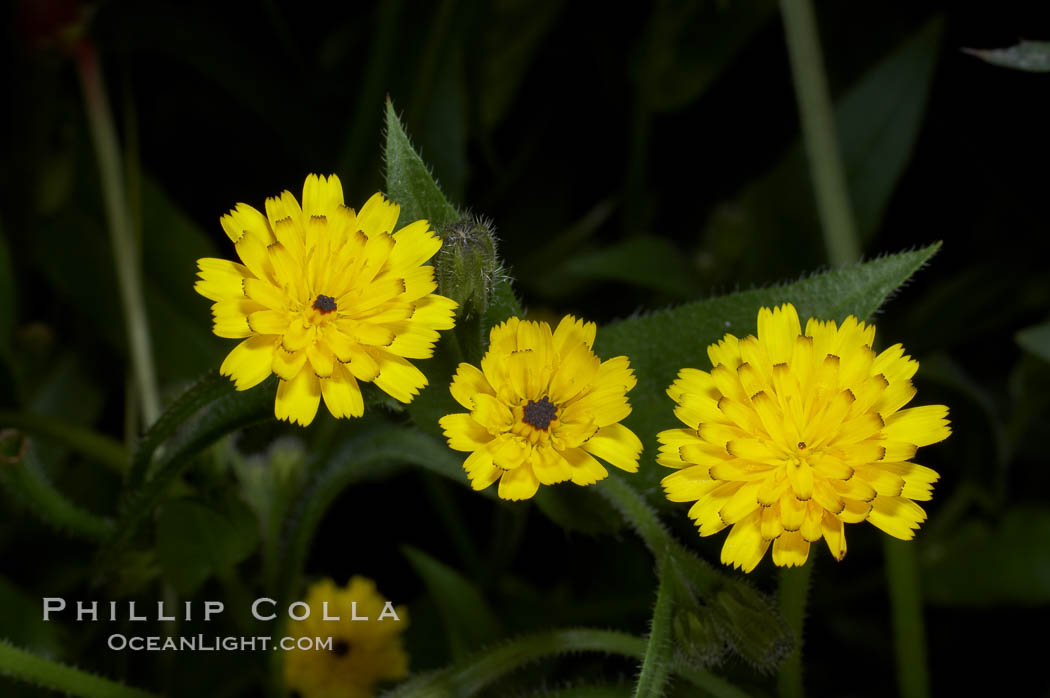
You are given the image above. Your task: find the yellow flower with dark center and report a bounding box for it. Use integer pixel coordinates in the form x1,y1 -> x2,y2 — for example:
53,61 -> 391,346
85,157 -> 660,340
194,174 -> 457,426
439,316 -> 643,500
657,303 -> 949,572
284,577 -> 408,698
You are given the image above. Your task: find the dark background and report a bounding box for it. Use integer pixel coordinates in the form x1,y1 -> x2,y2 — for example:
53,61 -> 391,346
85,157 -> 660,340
2,1 -> 1049,696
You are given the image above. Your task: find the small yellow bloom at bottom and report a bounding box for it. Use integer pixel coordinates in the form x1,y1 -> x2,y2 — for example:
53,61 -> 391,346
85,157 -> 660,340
657,303 -> 950,573
284,577 -> 409,698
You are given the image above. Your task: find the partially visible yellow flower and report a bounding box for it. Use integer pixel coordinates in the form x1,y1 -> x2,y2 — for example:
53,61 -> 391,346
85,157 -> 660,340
439,316 -> 643,500
657,303 -> 949,572
195,174 -> 457,426
284,577 -> 409,698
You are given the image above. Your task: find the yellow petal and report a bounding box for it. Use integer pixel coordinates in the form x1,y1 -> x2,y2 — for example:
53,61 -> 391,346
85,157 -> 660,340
212,299 -> 264,338
757,303 -> 801,364
661,467 -> 720,501
707,334 -> 741,370
883,405 -> 951,447
821,510 -> 847,561
319,362 -> 364,418
410,294 -> 457,330
867,495 -> 926,540
275,370 -> 321,426
272,346 -> 307,380
370,350 -> 427,403
220,335 -> 275,390
195,258 -> 251,301
389,219 -> 441,270
687,481 -> 741,535
301,173 -> 344,218
582,423 -> 642,473
463,449 -> 500,491
243,277 -> 289,310
497,464 -> 540,501
471,393 -> 514,434
487,434 -> 530,469
249,309 -> 291,335
439,413 -> 493,452
219,202 -> 272,244
562,447 -> 609,486
552,315 -> 597,355
450,363 -> 495,410
771,530 -> 810,567
720,509 -> 770,573
356,192 -> 400,237
263,189 -> 304,231
306,343 -> 335,378
667,367 -> 717,403
531,446 -> 573,485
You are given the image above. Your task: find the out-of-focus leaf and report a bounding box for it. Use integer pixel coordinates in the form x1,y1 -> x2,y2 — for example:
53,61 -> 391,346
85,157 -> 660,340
1016,322 -> 1050,363
0,577 -> 62,656
402,546 -> 502,661
0,222 -> 14,359
156,497 -> 258,594
479,0 -> 564,131
140,174 -> 223,381
384,98 -> 460,228
419,47 -> 469,202
838,19 -> 943,241
704,18 -> 942,275
636,0 -> 776,112
922,507 -> 1050,606
600,244 -> 939,490
534,484 -> 624,536
553,235 -> 699,298
963,41 -> 1050,72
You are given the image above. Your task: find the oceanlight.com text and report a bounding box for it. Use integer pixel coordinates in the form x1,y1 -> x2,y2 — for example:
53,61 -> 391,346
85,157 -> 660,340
106,634 -> 333,652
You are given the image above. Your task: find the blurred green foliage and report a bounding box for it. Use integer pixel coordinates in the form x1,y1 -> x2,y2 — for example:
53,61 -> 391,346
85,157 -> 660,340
1,1 -> 1048,697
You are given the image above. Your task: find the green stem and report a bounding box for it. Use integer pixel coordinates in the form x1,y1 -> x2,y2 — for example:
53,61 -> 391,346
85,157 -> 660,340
75,40 -> 161,426
776,560 -> 813,698
884,539 -> 930,698
779,0 -> 860,266
0,444 -> 114,541
633,555 -> 674,698
0,410 -> 128,473
0,640 -> 157,698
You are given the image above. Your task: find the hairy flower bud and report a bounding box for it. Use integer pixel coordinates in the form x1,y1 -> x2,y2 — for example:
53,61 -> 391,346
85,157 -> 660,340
435,216 -> 500,319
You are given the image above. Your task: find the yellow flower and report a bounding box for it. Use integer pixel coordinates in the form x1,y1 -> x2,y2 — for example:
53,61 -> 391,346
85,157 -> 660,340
439,316 -> 643,500
194,174 -> 457,426
657,303 -> 949,572
284,577 -> 409,698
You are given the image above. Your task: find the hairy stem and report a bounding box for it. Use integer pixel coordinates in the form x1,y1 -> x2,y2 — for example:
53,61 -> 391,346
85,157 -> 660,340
633,555 -> 674,697
0,410 -> 128,473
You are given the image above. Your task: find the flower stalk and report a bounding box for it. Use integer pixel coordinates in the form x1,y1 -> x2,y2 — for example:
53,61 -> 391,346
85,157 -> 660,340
75,39 -> 161,426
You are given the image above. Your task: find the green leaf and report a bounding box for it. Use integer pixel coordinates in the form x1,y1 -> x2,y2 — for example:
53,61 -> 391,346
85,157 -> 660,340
635,0 -> 777,112
600,244 -> 939,490
922,507 -> 1050,606
704,19 -> 942,278
156,497 -> 258,594
384,98 -> 460,228
534,484 -> 624,536
402,546 -> 502,661
100,377 -> 276,568
963,40 -> 1050,72
549,236 -> 699,299
0,640 -> 157,698
0,441 -> 113,542
1016,322 -> 1050,364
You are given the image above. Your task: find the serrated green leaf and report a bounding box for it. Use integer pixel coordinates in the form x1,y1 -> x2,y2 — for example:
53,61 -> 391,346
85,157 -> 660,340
1016,322 -> 1050,364
963,40 -> 1050,72
922,507 -> 1050,606
384,98 -> 459,228
600,244 -> 939,490
156,497 -> 258,594
403,546 -> 502,661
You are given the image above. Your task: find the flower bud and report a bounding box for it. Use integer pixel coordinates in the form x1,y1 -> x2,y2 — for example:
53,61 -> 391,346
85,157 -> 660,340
672,607 -> 726,667
435,216 -> 500,319
710,584 -> 793,673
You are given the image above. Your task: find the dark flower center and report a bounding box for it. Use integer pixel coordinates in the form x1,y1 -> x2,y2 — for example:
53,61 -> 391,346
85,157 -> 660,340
522,397 -> 557,430
331,640 -> 351,657
313,294 -> 338,314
